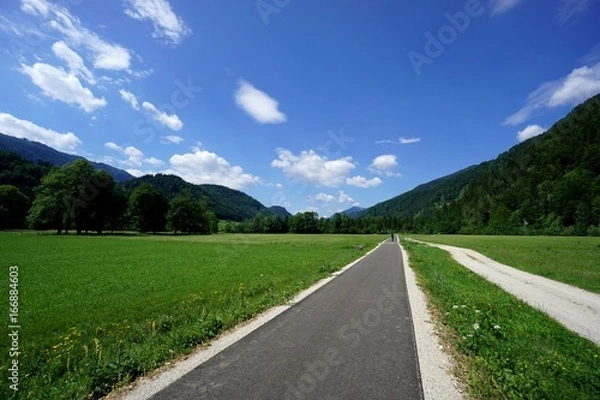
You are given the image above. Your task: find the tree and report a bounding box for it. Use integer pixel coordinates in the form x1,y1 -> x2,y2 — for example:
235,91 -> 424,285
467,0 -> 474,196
129,183 -> 169,233
0,185 -> 29,229
289,212 -> 320,233
27,167 -> 71,234
87,170 -> 120,234
105,185 -> 129,233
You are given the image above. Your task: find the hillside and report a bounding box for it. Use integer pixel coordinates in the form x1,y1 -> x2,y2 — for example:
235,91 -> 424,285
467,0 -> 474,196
0,133 -> 134,182
341,206 -> 366,217
362,94 -> 600,235
359,165 -> 486,219
121,174 -> 282,221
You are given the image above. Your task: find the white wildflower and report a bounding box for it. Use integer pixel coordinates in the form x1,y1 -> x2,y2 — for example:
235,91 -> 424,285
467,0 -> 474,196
473,323 -> 480,330
452,305 -> 459,309
493,325 -> 501,330
475,310 -> 481,313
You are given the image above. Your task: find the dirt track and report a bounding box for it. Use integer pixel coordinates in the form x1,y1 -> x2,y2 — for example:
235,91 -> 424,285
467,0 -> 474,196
411,239 -> 600,346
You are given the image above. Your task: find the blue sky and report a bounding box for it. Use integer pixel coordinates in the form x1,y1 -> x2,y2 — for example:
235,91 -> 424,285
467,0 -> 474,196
0,0 -> 599,216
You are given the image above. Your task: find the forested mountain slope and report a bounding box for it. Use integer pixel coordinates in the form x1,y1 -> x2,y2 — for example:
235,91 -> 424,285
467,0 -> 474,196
121,174 -> 280,221
363,94 -> 600,235
0,133 -> 134,182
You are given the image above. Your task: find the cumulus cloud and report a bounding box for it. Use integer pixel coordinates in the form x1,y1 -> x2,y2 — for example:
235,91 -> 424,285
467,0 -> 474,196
20,62 -> 106,112
309,191 -> 355,204
124,0 -> 191,45
21,0 -> 132,71
271,149 -> 355,187
369,155 -> 402,178
104,142 -> 164,167
517,125 -> 546,142
0,112 -> 82,152
142,101 -> 183,131
119,89 -> 139,110
235,80 -> 287,124
346,176 -> 382,188
164,150 -> 260,190
51,41 -> 95,84
160,135 -> 184,144
370,155 -> 397,170
504,62 -> 600,126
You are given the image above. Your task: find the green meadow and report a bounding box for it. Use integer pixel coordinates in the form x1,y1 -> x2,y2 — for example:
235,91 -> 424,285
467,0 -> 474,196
409,235 -> 600,293
0,233 -> 383,399
401,239 -> 600,399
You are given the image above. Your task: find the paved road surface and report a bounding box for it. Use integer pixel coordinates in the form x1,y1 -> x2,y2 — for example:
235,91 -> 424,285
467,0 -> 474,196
151,241 -> 423,399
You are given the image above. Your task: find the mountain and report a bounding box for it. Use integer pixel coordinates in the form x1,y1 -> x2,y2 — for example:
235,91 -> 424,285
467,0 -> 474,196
0,133 -> 134,182
361,94 -> 600,235
264,206 -> 292,218
121,174 -> 288,222
340,206 -> 366,217
360,164 -> 486,219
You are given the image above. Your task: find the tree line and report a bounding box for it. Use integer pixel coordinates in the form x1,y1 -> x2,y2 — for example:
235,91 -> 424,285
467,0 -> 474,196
0,158 -> 217,234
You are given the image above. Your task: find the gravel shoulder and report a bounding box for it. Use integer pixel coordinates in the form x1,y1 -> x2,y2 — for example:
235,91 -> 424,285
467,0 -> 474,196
399,242 -> 465,400
410,239 -> 600,346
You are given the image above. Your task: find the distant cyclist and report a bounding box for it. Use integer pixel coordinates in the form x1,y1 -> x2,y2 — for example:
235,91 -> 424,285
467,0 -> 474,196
390,233 -> 394,242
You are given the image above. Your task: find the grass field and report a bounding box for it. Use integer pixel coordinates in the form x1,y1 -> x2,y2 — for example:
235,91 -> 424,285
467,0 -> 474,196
408,235 -> 600,293
0,233 -> 384,399
401,239 -> 600,399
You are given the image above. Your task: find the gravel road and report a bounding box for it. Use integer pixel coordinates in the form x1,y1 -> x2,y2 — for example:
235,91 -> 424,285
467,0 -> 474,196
411,239 -> 600,346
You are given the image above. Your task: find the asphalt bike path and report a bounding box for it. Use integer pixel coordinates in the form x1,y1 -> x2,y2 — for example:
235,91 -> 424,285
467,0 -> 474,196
151,240 -> 423,399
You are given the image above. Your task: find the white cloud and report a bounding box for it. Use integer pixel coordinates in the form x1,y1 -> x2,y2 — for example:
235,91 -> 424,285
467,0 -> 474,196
376,137 -> 421,145
369,155 -> 402,178
124,0 -> 191,45
517,125 -> 546,142
20,62 -> 106,112
0,112 -> 82,151
557,0 -> 591,24
235,80 -> 287,124
346,176 -> 382,188
119,89 -> 139,110
370,155 -> 397,170
165,150 -> 260,190
161,135 -> 184,144
21,0 -> 132,71
51,41 -> 95,84
142,101 -> 183,131
504,62 -> 600,126
491,0 -> 523,14
271,149 -> 355,187
311,193 -> 336,203
309,191 -> 355,204
399,137 -> 421,144
104,142 -> 164,167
